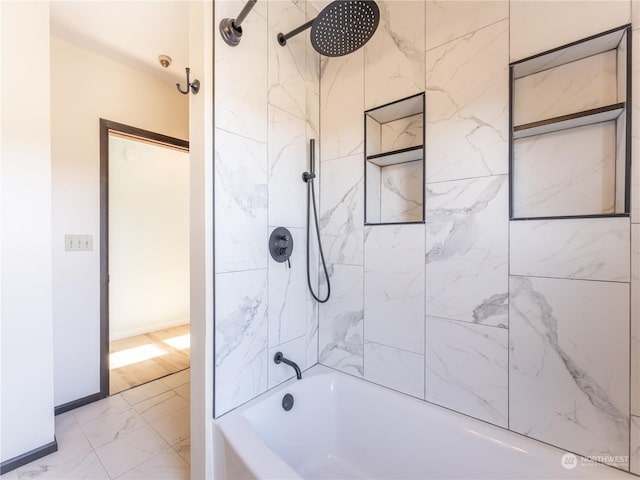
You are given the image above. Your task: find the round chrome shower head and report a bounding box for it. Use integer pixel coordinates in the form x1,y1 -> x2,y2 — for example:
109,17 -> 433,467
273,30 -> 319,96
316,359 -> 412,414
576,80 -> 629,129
310,0 -> 380,57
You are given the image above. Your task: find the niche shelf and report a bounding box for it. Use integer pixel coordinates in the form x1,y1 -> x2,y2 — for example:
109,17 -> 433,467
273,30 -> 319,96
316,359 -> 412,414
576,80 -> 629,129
509,25 -> 632,220
364,93 -> 425,225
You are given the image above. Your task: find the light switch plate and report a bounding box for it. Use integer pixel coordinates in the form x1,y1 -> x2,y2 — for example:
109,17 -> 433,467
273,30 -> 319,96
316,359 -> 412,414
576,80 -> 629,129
65,234 -> 93,251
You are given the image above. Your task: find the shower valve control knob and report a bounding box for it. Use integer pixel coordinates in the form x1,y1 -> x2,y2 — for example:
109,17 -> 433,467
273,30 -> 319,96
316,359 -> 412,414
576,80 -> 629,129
269,227 -> 294,265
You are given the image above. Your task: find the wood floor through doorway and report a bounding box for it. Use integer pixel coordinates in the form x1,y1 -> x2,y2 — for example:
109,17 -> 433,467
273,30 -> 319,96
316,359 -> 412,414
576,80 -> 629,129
109,324 -> 190,395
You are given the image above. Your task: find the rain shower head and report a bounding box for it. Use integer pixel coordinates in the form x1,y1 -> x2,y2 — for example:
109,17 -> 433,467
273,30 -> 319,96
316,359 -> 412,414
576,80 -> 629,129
278,0 -> 380,57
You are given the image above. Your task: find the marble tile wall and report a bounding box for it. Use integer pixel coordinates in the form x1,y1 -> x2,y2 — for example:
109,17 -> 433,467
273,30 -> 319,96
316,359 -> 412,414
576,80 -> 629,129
214,0 -> 320,417
632,16 -> 640,475
317,0 -> 638,475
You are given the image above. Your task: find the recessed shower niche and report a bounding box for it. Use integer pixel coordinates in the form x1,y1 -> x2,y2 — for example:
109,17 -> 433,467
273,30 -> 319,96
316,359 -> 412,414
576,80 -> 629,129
510,25 -> 632,220
365,93 -> 425,225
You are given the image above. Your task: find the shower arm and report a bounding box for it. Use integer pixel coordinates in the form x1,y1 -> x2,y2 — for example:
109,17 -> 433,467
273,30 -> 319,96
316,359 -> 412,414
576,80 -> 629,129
219,0 -> 257,47
234,0 -> 257,29
277,19 -> 314,47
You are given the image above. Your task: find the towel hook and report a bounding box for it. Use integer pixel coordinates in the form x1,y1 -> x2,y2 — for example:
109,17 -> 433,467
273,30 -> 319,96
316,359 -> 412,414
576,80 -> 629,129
176,67 -> 200,95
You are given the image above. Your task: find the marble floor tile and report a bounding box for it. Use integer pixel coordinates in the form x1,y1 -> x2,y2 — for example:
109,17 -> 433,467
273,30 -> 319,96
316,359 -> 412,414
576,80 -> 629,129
120,379 -> 170,407
172,438 -> 190,466
160,369 -> 190,390
2,371 -> 191,479
132,391 -> 189,424
150,408 -> 190,448
116,448 -> 189,480
94,426 -> 169,479
81,408 -> 146,450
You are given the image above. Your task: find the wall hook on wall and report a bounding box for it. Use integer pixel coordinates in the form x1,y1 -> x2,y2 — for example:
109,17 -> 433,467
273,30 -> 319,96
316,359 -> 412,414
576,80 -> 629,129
176,68 -> 200,95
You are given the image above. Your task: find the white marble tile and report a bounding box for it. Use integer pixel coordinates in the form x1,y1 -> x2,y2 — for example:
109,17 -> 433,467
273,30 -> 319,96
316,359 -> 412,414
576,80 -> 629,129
215,270 -> 268,416
514,50 -> 617,126
513,122 -> 617,218
426,316 -> 508,428
320,153 -> 364,265
121,379 -> 170,406
268,0 -> 307,120
425,20 -> 508,183
425,175 -> 508,328
509,276 -> 630,465
215,0 -> 267,142
14,451 -> 109,480
364,341 -> 424,399
320,51 -> 364,162
13,413 -> 107,479
81,408 -> 146,450
633,224 -> 640,416
425,1 -> 508,51
132,391 -> 189,424
305,296 -> 319,369
380,114 -> 423,153
174,383 -> 190,403
510,1 -> 631,62
214,129 -> 268,273
173,437 -> 190,466
94,425 -> 168,479
118,448 -> 190,480
318,264 -> 364,377
380,160 -> 423,223
510,217 -> 631,282
632,415 -> 640,475
151,407 -> 190,448
633,26 -> 640,223
268,226 -> 306,346
268,335 -> 306,388
72,395 -> 131,426
268,108 -> 307,230
366,162 -> 382,224
160,369 -> 190,390
364,224 -> 425,354
364,0 -> 425,109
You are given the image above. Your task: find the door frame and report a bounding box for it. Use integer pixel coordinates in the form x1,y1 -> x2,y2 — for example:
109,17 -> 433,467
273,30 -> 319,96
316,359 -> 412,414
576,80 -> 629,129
99,119 -> 189,398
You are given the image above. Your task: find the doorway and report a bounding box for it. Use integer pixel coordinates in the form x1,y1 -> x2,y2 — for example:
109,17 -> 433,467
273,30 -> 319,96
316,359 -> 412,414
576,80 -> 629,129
100,119 -> 190,396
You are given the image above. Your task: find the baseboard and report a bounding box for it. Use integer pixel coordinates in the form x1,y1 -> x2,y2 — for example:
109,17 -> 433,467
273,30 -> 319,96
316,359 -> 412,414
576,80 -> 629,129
0,438 -> 58,475
109,319 -> 189,341
55,392 -> 103,416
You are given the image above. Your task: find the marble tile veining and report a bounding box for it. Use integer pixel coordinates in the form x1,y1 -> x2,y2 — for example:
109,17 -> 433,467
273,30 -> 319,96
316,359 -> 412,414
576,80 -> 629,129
510,217 -> 630,282
425,175 -> 508,328
320,51 -> 364,161
380,161 -> 424,223
214,1 -> 267,142
267,0 -> 307,120
425,1 -> 508,51
215,270 -> 268,416
117,448 -> 189,480
509,276 -> 630,466
320,154 -> 364,266
319,264 -> 364,377
364,341 -> 424,399
214,129 -> 268,273
364,0 -> 425,109
426,316 -> 508,428
364,224 -> 425,354
267,107 -> 308,229
268,226 -> 306,347
425,20 -> 508,183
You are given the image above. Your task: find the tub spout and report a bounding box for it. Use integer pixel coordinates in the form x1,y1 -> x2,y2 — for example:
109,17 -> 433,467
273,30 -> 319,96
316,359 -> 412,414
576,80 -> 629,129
274,352 -> 302,380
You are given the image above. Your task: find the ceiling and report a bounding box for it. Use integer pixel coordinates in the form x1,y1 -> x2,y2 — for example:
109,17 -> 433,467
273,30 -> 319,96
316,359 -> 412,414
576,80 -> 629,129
50,1 -> 189,85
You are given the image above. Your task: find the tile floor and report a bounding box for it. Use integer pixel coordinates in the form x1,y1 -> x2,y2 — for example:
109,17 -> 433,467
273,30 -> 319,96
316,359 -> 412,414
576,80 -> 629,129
1,369 -> 190,480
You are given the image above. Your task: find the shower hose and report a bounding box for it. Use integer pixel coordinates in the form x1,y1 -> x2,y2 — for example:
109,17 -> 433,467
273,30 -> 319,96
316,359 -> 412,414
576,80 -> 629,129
306,172 -> 331,303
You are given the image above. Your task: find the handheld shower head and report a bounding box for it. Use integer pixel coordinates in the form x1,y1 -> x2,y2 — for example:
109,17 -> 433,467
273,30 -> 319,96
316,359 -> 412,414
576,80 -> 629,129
278,0 -> 380,57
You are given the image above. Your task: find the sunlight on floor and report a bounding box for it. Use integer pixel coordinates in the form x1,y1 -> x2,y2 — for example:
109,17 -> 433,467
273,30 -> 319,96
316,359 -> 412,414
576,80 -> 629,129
163,334 -> 190,350
110,344 -> 168,369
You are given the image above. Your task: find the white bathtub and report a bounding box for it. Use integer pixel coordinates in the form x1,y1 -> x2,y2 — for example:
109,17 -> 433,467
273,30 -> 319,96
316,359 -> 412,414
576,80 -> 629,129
216,366 -> 634,479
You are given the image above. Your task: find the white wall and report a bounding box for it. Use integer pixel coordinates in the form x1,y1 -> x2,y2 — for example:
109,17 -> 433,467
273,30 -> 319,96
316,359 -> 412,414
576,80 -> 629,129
0,0 -> 56,463
187,1 -> 214,478
50,36 -> 189,406
108,135 -> 189,340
